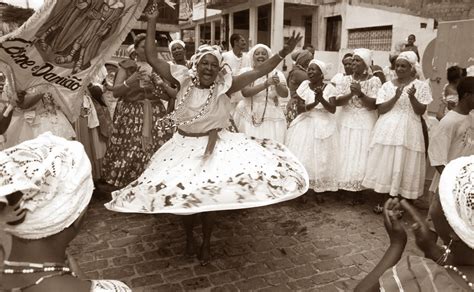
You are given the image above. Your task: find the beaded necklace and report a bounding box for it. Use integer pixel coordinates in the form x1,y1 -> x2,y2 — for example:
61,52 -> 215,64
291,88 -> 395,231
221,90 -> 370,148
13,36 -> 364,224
2,260 -> 75,275
153,77 -> 216,130
2,261 -> 76,290
250,74 -> 269,127
444,265 -> 474,290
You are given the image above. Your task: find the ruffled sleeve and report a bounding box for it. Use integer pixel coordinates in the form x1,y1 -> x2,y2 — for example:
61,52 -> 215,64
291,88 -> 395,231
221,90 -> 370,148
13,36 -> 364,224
296,80 -> 313,104
365,76 -> 382,98
415,80 -> 433,105
170,64 -> 193,87
428,115 -> 456,166
323,83 -> 337,101
376,81 -> 394,105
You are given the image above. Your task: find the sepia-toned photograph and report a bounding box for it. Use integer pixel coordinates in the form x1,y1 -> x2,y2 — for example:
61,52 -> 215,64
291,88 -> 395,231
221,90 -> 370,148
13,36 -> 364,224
0,0 -> 473,291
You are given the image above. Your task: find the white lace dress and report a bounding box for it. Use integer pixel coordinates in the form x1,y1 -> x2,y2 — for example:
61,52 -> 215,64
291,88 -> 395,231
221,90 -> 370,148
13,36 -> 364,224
105,65 -> 309,215
234,69 -> 288,143
285,81 -> 339,192
336,76 -> 381,191
362,79 -> 432,199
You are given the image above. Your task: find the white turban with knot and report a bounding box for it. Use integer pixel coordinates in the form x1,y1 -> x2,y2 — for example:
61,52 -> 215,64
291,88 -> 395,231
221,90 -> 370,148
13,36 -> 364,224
0,132 -> 94,239
353,48 -> 373,73
168,39 -> 186,52
308,59 -> 330,79
190,45 -> 224,69
397,51 -> 425,80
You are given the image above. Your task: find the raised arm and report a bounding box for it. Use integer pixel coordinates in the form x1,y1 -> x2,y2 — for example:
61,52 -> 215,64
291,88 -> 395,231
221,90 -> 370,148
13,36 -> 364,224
228,32 -> 302,94
145,9 -> 178,86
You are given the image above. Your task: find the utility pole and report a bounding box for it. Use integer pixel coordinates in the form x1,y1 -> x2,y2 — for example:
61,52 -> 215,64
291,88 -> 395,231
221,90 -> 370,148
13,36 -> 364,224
203,0 -> 207,44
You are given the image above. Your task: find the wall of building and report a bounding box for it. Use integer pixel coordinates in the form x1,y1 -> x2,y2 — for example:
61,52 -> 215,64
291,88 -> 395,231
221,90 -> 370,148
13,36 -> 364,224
352,0 -> 474,21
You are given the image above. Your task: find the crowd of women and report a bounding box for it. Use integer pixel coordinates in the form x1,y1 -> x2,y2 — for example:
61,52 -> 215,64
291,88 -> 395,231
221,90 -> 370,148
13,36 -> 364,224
1,6 -> 474,291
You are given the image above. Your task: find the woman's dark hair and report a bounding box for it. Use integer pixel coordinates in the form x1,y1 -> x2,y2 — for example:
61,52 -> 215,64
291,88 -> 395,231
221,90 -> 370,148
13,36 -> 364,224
229,34 -> 242,48
447,66 -> 463,83
342,53 -> 353,61
457,77 -> 474,100
134,33 -> 147,49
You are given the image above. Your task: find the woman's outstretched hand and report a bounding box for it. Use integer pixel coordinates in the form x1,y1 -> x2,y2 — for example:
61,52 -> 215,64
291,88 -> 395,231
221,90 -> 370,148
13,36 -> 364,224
400,199 -> 437,254
280,31 -> 303,57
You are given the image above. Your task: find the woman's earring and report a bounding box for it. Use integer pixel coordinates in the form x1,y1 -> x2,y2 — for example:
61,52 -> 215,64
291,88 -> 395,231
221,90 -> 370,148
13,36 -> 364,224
437,238 -> 453,265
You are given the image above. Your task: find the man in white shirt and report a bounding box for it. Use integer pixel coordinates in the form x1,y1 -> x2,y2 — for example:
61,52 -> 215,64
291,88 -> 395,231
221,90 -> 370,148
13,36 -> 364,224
222,34 -> 250,115
222,33 -> 250,76
428,76 -> 474,192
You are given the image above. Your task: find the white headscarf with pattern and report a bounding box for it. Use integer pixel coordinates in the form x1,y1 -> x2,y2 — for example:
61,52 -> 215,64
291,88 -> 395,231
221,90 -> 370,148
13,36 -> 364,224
439,155 -> 474,249
0,132 -> 93,239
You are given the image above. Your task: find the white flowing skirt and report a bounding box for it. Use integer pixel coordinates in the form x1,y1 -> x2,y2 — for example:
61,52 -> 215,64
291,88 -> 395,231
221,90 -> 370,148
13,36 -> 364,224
105,130 -> 309,215
362,144 -> 426,199
337,126 -> 372,191
285,112 -> 338,192
233,100 -> 287,143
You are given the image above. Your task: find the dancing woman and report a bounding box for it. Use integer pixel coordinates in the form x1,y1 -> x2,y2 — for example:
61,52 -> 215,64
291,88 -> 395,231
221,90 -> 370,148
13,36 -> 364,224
105,10 -> 309,265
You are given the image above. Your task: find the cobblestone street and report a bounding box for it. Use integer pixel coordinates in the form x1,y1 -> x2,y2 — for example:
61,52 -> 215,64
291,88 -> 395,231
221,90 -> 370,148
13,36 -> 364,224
68,192 -> 426,291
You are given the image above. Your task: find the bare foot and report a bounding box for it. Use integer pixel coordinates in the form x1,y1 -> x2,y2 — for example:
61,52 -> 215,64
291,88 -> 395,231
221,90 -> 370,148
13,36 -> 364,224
199,243 -> 211,266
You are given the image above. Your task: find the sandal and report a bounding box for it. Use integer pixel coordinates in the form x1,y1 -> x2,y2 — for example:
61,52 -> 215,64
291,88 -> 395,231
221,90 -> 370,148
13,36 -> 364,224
373,204 -> 384,214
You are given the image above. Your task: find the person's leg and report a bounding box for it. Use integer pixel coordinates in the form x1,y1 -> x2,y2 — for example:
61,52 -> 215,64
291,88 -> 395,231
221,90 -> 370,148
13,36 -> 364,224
199,212 -> 215,266
181,215 -> 196,256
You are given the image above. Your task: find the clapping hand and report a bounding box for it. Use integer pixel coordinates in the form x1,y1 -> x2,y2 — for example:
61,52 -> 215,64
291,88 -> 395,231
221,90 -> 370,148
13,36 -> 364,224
407,85 -> 416,98
383,198 -> 407,246
350,82 -> 362,96
280,31 -> 303,57
266,74 -> 280,86
314,87 -> 323,102
395,86 -> 405,98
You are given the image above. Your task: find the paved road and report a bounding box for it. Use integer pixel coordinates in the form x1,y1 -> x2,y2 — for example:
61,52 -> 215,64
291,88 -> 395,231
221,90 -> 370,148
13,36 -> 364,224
67,191 -> 427,291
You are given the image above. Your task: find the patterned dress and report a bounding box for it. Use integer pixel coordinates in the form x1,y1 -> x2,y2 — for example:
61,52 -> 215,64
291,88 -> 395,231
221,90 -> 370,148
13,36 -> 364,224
105,65 -> 309,215
336,75 -> 381,191
101,60 -> 173,188
362,79 -> 432,199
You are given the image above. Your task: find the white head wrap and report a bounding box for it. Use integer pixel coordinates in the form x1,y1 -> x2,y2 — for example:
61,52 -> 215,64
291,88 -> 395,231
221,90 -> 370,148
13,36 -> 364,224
353,48 -> 373,72
169,39 -> 186,52
397,51 -> 425,80
308,59 -> 329,78
467,65 -> 474,77
190,45 -> 224,69
248,44 -> 272,68
439,155 -> 474,249
0,132 -> 94,239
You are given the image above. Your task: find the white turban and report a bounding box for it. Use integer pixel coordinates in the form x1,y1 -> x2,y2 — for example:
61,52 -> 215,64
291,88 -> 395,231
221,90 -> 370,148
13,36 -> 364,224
248,44 -> 272,68
466,65 -> 474,77
397,51 -> 425,80
190,45 -> 224,69
397,51 -> 418,66
353,48 -> 373,71
0,132 -> 94,239
308,59 -> 329,78
439,155 -> 474,249
169,39 -> 186,52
